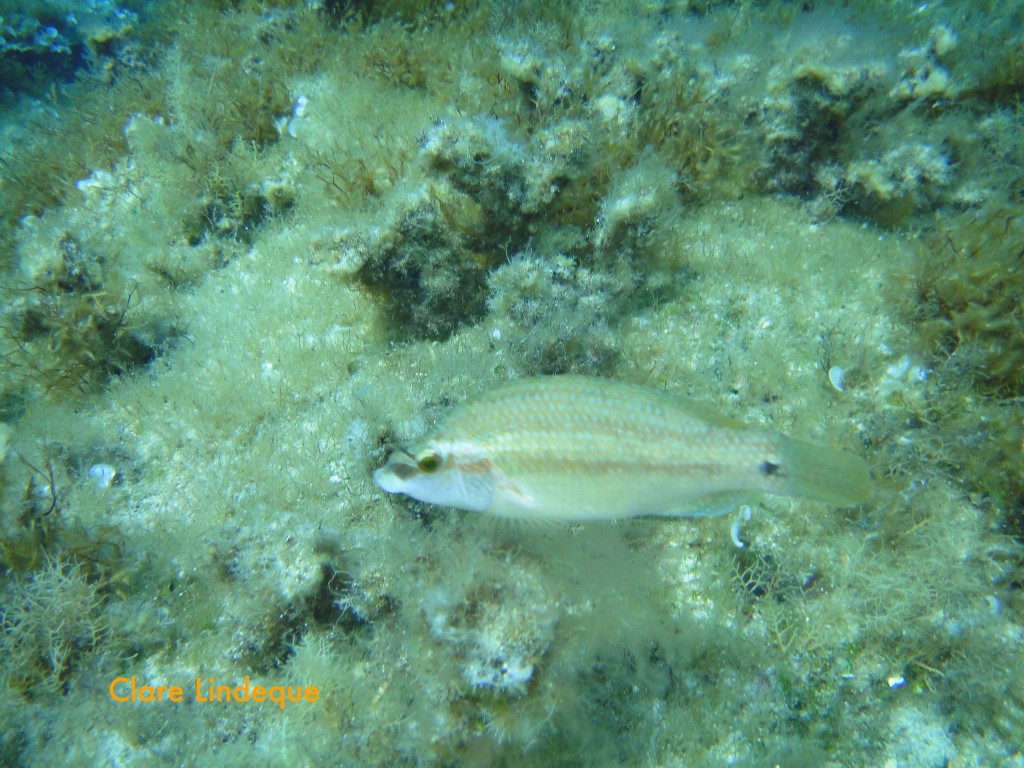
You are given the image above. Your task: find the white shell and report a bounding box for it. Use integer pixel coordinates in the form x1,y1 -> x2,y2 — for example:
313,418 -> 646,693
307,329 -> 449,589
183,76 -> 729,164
828,365 -> 846,393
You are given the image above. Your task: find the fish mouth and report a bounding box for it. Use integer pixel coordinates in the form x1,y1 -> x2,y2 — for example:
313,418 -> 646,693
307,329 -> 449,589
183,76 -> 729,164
374,465 -> 413,493
383,461 -> 420,481
374,449 -> 420,491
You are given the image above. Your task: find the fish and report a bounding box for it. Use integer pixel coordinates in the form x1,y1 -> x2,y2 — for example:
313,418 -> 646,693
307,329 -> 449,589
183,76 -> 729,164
374,375 -> 872,522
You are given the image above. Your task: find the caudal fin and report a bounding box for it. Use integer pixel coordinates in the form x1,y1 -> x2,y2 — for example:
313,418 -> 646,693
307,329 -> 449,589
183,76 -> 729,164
776,435 -> 873,506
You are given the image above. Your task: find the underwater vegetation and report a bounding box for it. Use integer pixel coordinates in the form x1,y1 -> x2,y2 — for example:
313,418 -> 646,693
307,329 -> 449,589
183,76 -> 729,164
0,0 -> 138,101
0,0 -> 1022,766
910,206 -> 1024,399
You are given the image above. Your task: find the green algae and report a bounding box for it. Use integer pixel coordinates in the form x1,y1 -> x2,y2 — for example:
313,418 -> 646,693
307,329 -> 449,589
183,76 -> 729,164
0,1 -> 1022,766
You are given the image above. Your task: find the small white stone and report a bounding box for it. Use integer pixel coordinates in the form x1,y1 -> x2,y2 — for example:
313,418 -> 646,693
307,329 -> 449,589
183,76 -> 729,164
930,24 -> 957,57
88,464 -> 117,489
886,355 -> 911,380
731,505 -> 753,548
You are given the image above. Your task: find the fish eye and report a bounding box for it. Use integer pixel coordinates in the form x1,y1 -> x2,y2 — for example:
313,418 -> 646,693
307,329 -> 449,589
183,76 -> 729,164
416,450 -> 442,473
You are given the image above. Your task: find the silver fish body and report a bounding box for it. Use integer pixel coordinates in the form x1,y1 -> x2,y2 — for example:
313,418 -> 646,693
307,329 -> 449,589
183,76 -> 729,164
374,375 -> 872,521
